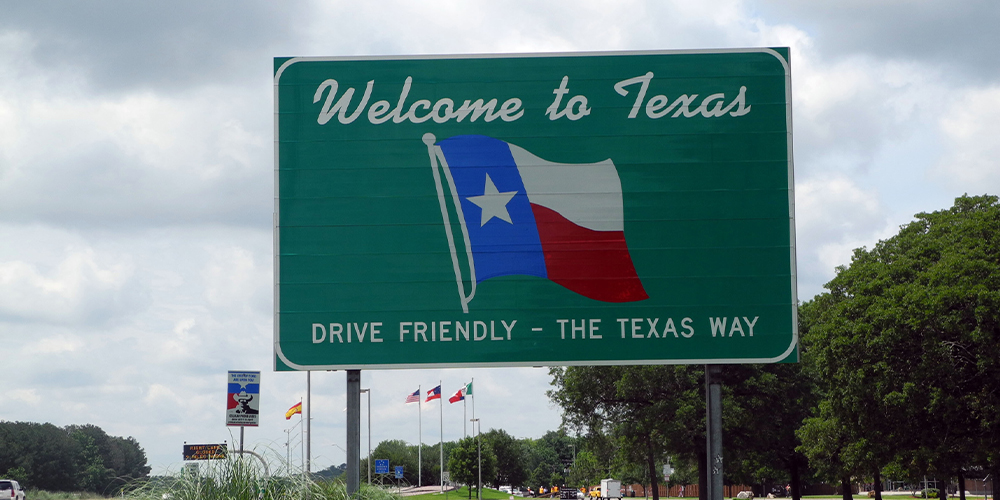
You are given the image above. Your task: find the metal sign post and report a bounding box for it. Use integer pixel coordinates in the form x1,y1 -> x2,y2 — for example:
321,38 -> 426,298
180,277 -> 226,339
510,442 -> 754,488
347,370 -> 361,496
705,365 -> 723,500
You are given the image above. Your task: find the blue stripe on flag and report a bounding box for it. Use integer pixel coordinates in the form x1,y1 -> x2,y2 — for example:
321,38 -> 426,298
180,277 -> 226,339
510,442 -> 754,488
438,135 -> 546,282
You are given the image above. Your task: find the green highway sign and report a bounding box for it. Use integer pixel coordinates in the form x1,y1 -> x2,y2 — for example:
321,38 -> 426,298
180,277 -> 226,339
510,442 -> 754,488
274,49 -> 797,370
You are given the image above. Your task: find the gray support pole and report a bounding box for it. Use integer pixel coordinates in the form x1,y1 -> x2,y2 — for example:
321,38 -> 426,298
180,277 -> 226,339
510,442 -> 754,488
347,370 -> 362,496
306,371 -> 311,474
705,365 -> 723,500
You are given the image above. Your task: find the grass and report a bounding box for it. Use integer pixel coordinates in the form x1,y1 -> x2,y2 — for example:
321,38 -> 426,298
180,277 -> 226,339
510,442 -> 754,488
116,453 -> 402,500
25,492 -> 105,500
406,486 -> 540,500
407,487 -> 514,500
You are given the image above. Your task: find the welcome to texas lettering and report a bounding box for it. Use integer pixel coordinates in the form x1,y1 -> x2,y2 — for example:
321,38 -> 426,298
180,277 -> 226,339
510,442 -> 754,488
313,72 -> 751,126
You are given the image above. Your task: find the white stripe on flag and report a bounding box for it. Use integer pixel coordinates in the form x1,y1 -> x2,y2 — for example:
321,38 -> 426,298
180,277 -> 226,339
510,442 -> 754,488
508,144 -> 625,232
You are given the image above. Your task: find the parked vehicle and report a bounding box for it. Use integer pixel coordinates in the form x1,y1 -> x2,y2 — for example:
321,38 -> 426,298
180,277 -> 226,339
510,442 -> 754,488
0,480 -> 25,500
599,480 -> 622,500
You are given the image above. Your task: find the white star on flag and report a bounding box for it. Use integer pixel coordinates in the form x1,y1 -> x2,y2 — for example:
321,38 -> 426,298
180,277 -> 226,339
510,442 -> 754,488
466,173 -> 517,226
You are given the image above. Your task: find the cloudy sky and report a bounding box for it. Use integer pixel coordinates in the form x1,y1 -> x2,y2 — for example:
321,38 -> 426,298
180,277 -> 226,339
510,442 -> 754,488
2,0 -> 999,477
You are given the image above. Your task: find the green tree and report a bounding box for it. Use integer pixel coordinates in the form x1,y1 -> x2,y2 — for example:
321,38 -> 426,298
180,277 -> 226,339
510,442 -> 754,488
521,430 -> 578,489
0,422 -> 80,491
800,195 -> 1000,500
483,429 -> 528,487
65,424 -> 150,493
448,436 -> 496,498
549,365 -> 706,500
3,466 -> 28,487
367,439 -> 418,485
109,436 -> 152,485
567,450 -> 604,489
796,296 -> 867,500
523,436 -> 560,489
721,363 -> 817,500
71,430 -> 113,493
419,442 -> 445,487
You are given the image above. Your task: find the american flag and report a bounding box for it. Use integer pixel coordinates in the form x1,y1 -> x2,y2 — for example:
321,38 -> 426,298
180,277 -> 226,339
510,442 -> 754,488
404,389 -> 420,403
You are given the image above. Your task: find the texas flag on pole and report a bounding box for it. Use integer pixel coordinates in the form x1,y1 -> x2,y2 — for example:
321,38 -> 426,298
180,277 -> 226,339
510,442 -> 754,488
448,388 -> 465,404
424,134 -> 647,312
426,385 -> 442,402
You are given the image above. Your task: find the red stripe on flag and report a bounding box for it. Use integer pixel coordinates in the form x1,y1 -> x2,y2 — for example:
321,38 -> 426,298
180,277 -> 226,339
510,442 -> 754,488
531,203 -> 648,303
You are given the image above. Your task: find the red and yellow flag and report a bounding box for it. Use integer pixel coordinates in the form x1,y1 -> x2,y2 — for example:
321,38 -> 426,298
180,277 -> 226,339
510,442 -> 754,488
285,402 -> 302,420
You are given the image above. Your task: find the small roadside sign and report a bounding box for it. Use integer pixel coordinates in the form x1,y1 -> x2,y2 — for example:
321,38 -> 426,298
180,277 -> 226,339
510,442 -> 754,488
226,370 -> 260,427
375,459 -> 390,474
395,466 -> 404,479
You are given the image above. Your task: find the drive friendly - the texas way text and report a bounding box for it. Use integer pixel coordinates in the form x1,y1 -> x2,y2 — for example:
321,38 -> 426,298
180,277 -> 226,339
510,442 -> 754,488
313,72 -> 751,126
310,316 -> 762,344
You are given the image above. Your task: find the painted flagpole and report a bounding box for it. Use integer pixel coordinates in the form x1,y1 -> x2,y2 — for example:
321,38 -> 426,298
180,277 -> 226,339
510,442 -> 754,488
299,397 -> 304,473
418,384 -> 422,487
439,380 -> 444,492
306,372 -> 311,473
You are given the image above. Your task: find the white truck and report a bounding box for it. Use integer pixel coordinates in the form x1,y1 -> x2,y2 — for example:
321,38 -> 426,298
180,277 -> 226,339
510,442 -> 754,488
600,479 -> 622,500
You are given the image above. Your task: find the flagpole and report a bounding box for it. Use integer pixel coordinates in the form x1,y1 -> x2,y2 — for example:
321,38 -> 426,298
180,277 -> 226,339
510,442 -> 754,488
418,384 -> 422,487
299,398 -> 304,474
463,396 -> 467,439
439,380 -> 444,493
306,372 -> 311,474
471,378 -> 475,429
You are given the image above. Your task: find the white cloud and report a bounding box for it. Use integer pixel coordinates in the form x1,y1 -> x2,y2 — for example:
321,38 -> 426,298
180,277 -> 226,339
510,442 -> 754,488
0,246 -> 137,325
7,389 -> 41,405
0,41 -> 271,228
794,174 -> 893,297
931,85 -> 1000,193
35,335 -> 85,354
203,245 -> 268,313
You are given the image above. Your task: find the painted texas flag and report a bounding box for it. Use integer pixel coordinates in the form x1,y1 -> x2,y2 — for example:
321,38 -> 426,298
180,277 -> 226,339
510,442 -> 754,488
424,134 -> 647,311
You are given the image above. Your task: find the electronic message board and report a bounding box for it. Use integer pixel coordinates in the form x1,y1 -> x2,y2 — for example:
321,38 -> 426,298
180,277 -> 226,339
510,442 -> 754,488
274,49 -> 797,370
183,443 -> 228,461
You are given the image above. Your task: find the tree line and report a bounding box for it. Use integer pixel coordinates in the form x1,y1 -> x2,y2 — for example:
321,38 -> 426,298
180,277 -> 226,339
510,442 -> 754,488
360,429 -> 579,495
547,195 -> 1000,500
0,421 -> 151,493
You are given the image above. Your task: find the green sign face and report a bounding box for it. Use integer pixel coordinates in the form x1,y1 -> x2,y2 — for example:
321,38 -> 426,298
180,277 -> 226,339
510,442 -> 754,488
274,49 -> 797,371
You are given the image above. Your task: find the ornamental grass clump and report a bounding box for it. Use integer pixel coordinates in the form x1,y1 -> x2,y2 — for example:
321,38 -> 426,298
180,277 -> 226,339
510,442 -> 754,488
122,452 -> 399,500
